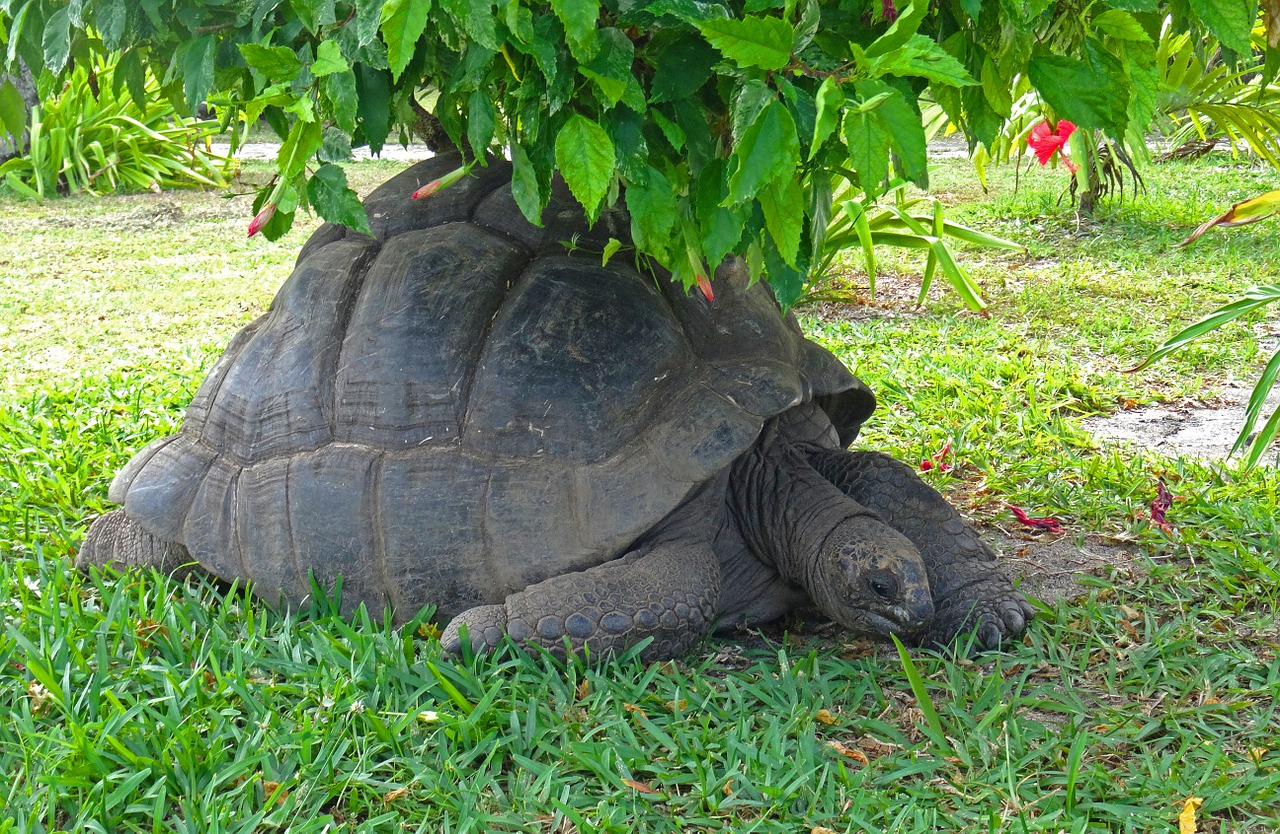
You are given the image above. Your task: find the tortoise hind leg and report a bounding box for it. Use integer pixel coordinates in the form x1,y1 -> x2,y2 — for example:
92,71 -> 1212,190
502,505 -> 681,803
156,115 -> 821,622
77,509 -> 193,577
809,449 -> 1035,651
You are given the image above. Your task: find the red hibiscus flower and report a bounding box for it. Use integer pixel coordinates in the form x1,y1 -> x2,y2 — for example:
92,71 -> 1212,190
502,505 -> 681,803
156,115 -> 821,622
1027,120 -> 1078,173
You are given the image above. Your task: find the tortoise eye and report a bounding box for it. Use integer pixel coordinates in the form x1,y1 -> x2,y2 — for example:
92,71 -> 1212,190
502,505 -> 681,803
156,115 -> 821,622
868,575 -> 897,600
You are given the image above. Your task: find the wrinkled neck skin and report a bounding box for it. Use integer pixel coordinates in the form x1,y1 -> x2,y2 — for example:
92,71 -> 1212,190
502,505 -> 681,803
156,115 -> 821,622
728,421 -> 871,595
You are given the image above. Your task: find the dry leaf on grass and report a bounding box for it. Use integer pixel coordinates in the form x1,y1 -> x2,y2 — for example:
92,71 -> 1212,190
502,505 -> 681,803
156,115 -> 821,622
1178,796 -> 1203,834
622,778 -> 659,795
825,740 -> 869,766
383,786 -> 409,803
814,708 -> 838,725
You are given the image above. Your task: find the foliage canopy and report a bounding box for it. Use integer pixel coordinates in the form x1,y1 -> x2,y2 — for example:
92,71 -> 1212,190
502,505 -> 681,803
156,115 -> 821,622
0,0 -> 1269,303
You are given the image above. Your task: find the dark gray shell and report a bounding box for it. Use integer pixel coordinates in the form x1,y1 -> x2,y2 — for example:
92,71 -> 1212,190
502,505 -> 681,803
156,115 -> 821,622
108,154 -> 873,621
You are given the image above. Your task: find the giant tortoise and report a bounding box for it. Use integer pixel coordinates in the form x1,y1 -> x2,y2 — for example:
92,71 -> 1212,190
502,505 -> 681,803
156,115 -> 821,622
79,153 -> 1034,660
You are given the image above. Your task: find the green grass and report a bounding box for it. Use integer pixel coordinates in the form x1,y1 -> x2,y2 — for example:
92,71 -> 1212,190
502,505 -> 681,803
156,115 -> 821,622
1,153 -> 1279,831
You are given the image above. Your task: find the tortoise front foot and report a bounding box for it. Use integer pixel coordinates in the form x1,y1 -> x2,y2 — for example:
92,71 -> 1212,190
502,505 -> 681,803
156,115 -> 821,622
441,604 -> 510,655
919,567 -> 1035,652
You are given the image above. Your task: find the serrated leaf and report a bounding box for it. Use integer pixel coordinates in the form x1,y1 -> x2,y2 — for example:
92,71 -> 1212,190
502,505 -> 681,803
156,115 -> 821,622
625,165 -> 678,262
696,159 -> 745,270
727,99 -> 799,203
278,118 -> 324,180
810,77 -> 844,159
181,35 -> 217,114
871,35 -> 977,87
555,114 -> 615,221
307,163 -> 372,236
552,0 -> 600,59
355,64 -> 391,152
580,28 -> 636,106
441,0 -> 501,50
239,44 -> 304,81
511,141 -> 549,224
381,0 -> 432,81
323,69 -> 359,133
1092,9 -> 1152,43
97,0 -> 128,51
759,177 -> 803,266
858,80 -> 926,186
1028,39 -> 1129,133
844,110 -> 890,200
1189,0 -> 1255,55
42,7 -> 71,72
981,56 -> 1012,118
699,15 -> 794,70
467,89 -> 496,156
311,39 -> 349,77
650,32 -> 718,103
863,0 -> 929,60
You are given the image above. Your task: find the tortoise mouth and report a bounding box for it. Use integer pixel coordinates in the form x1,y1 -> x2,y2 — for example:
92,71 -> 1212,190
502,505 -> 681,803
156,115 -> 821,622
842,605 -> 931,638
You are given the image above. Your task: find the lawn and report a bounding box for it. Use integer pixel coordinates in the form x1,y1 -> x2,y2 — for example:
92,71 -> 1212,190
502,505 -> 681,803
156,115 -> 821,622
1,151 -> 1277,832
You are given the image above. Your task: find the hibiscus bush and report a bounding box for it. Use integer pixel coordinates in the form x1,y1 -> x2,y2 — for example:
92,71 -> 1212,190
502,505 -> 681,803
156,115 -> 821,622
0,0 -> 1267,304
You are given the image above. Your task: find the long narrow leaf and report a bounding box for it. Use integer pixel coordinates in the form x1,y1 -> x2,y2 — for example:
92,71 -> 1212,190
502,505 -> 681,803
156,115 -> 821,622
1132,286 -> 1280,370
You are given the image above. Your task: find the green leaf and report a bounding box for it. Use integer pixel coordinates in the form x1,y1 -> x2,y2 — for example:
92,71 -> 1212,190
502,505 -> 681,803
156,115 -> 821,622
844,110 -> 890,200
0,81 -> 25,144
727,100 -> 799,204
42,6 -> 71,72
1092,9 -> 1152,43
625,165 -> 678,262
809,76 -> 844,159
441,0 -> 501,51
323,70 -> 359,133
278,118 -> 324,180
759,177 -> 803,266
650,32 -> 718,103
696,160 -> 745,271
467,90 -> 496,157
291,0 -> 338,33
858,80 -> 926,186
580,28 -> 637,107
1189,0 -> 1256,55
181,35 -> 217,115
114,48 -> 147,111
355,64 -> 391,152
555,114 -> 615,221
1028,39 -> 1130,133
311,40 -> 350,77
239,44 -> 304,81
980,56 -> 1012,118
872,35 -> 977,87
97,0 -> 128,51
307,163 -> 372,236
381,0 -> 432,81
552,0 -> 601,59
511,140 -> 549,224
698,15 -> 794,70
863,0 -> 929,60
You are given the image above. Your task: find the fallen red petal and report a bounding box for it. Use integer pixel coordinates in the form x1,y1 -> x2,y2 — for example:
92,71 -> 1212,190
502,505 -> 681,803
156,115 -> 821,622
1150,478 -> 1174,526
920,459 -> 933,471
1008,504 -> 1064,534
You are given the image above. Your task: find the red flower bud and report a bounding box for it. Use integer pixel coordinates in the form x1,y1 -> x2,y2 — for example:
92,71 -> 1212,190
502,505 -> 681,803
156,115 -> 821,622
695,272 -> 715,302
411,165 -> 468,199
881,0 -> 898,22
247,202 -> 276,237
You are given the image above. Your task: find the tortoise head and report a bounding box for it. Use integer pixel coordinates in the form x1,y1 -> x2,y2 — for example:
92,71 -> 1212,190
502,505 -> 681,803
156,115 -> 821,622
809,516 -> 934,638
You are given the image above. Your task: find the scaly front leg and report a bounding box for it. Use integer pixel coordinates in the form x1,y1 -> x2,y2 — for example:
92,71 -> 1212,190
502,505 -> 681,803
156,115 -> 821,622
441,539 -> 721,663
